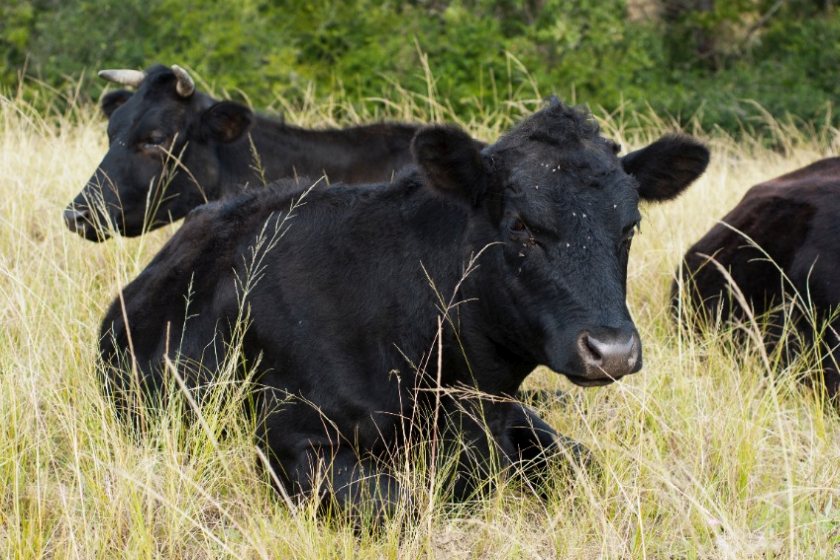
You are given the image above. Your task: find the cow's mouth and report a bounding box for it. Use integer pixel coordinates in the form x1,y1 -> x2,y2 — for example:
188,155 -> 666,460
564,373 -> 617,387
65,216 -> 114,242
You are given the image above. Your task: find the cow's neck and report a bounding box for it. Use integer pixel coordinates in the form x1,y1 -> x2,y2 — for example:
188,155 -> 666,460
435,240 -> 536,396
215,116 -> 410,197
454,301 -> 536,396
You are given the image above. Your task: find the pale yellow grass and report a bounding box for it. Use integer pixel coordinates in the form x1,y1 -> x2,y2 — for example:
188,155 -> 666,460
1,86 -> 839,559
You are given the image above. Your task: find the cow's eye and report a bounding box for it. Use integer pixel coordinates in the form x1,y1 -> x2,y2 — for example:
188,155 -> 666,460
621,222 -> 640,247
140,134 -> 167,151
511,219 -> 527,232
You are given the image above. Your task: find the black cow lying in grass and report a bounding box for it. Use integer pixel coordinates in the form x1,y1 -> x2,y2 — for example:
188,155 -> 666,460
64,64 -> 424,241
100,100 -> 709,519
673,157 -> 840,399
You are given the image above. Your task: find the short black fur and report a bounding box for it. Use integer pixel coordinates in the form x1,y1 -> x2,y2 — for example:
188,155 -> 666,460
100,101 -> 708,518
674,157 -> 840,399
65,64 -> 431,241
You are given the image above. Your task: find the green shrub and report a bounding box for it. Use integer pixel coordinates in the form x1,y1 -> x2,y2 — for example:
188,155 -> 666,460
1,0 -> 837,137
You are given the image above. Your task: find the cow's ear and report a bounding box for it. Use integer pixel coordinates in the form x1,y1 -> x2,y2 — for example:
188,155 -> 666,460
412,125 -> 487,204
101,90 -> 132,119
199,101 -> 254,143
621,134 -> 709,202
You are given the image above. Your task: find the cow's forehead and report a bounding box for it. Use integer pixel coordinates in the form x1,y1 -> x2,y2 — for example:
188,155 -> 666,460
505,143 -> 639,229
107,87 -> 198,139
513,167 -> 636,209
508,139 -> 630,195
521,137 -> 618,172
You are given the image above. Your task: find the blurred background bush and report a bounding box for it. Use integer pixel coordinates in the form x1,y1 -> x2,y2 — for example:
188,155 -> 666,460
1,0 -> 838,136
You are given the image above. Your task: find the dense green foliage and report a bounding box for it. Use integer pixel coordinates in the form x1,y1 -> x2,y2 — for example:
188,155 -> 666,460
2,0 -> 839,134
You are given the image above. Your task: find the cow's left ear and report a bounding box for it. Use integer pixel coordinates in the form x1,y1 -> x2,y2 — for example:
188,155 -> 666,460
621,134 -> 710,202
412,125 -> 488,205
199,101 -> 254,143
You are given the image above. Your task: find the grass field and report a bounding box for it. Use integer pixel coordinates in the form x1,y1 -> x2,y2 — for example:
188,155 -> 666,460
1,85 -> 839,559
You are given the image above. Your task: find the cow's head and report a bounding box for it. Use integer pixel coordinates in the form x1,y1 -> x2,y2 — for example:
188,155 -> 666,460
413,101 -> 709,386
64,64 -> 254,241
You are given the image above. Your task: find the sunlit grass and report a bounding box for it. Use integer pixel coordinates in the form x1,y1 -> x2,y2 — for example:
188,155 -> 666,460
1,79 -> 839,558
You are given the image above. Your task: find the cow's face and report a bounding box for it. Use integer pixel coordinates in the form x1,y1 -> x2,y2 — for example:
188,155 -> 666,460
413,102 -> 709,385
64,65 -> 253,241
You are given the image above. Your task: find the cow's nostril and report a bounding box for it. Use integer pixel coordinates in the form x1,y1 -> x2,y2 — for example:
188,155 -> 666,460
63,207 -> 91,232
582,334 -> 603,363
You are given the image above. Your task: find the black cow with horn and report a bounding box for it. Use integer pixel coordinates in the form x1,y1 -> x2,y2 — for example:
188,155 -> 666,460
65,64 -> 427,241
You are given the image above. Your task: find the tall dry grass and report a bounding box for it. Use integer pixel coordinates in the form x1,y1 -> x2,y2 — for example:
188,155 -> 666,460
1,80 -> 840,559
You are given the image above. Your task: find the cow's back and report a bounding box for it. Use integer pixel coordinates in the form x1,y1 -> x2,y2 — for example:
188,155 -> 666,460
676,155 -> 840,323
98,190 -> 290,399
229,180 -> 472,432
98,175 -> 471,429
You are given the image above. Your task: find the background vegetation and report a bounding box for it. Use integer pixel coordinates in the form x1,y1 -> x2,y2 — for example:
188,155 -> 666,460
2,0 -> 839,135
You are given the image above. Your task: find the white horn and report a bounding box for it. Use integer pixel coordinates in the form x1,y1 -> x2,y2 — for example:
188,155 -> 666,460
171,65 -> 195,97
98,69 -> 146,88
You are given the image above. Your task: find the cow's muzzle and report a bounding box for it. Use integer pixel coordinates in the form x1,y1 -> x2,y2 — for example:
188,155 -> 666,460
63,205 -> 111,241
567,327 -> 641,386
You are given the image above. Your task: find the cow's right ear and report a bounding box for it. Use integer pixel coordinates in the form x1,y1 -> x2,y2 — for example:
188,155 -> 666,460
621,134 -> 710,202
412,125 -> 487,205
199,101 -> 254,144
101,90 -> 132,118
